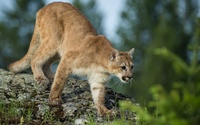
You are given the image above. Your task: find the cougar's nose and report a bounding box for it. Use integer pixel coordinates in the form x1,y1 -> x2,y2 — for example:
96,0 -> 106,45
127,76 -> 133,80
122,76 -> 133,81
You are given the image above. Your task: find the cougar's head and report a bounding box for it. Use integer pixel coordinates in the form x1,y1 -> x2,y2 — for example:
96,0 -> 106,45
109,48 -> 135,83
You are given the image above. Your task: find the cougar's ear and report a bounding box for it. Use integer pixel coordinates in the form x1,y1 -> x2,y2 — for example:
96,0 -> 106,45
110,49 -> 119,61
128,48 -> 135,58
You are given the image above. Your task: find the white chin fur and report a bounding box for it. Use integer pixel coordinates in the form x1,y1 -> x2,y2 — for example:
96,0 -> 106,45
120,78 -> 129,83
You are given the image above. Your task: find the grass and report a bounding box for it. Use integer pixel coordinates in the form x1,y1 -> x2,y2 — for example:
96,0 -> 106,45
0,99 -> 137,125
0,100 -> 21,124
0,99 -> 55,125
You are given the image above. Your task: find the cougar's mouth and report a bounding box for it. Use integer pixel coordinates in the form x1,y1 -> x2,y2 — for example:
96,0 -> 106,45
116,74 -> 132,83
120,76 -> 133,83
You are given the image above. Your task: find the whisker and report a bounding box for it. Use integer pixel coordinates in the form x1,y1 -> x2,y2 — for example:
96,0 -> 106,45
129,79 -> 132,87
120,81 -> 124,87
111,80 -> 119,88
130,79 -> 135,87
118,80 -> 123,88
118,80 -> 122,88
117,80 -> 122,88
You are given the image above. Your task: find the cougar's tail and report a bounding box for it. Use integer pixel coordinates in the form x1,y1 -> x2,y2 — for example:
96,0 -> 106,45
8,26 -> 40,73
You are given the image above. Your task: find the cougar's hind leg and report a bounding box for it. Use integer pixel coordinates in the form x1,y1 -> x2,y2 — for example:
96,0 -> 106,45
31,41 -> 57,90
43,54 -> 60,82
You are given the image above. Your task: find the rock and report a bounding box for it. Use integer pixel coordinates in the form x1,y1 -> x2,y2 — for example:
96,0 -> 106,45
36,104 -> 50,119
75,118 -> 88,125
0,93 -> 6,100
62,102 -> 78,117
17,93 -> 31,102
0,69 -> 136,124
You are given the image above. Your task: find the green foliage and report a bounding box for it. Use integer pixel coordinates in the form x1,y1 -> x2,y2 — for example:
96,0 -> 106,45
116,0 -> 198,104
107,119 -> 134,125
0,99 -> 57,124
117,81 -> 200,125
112,23 -> 200,124
0,100 -> 34,124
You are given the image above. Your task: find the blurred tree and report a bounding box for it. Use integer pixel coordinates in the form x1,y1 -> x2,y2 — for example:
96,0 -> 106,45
0,0 -> 45,69
72,0 -> 104,34
116,0 -> 198,102
0,0 -> 103,69
116,20 -> 200,124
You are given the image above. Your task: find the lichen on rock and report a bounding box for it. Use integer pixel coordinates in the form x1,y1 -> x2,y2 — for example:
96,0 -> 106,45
0,69 -> 136,124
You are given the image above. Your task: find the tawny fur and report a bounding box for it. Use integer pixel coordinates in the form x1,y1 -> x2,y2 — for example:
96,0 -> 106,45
8,2 -> 134,116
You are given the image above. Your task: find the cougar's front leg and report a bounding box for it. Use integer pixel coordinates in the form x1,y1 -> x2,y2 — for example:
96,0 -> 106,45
49,58 -> 70,105
90,82 -> 110,116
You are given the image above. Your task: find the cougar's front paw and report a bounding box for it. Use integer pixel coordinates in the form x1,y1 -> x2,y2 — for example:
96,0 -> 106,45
35,76 -> 49,84
97,105 -> 114,117
49,97 -> 62,106
34,76 -> 49,91
99,109 -> 116,117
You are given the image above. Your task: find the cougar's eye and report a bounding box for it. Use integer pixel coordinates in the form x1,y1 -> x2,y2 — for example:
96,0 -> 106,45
121,66 -> 126,70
